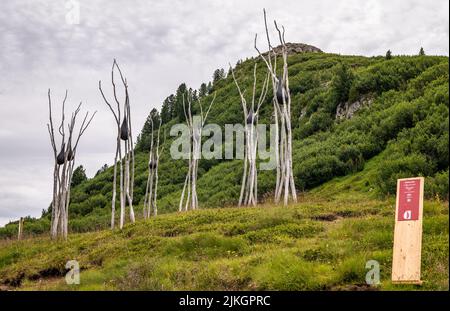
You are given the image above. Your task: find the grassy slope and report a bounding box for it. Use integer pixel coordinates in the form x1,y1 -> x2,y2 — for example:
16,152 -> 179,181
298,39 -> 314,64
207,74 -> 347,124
0,52 -> 447,238
0,160 -> 448,291
0,52 -> 448,290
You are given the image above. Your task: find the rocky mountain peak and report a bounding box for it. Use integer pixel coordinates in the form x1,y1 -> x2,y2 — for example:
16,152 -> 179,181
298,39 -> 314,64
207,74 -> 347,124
267,42 -> 323,55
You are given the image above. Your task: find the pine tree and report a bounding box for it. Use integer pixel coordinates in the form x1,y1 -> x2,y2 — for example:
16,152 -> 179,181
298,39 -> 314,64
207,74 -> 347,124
227,67 -> 232,77
332,63 -> 354,104
199,83 -> 208,98
419,47 -> 425,56
192,89 -> 198,102
161,94 -> 175,124
174,83 -> 188,121
95,164 -> 109,177
72,165 -> 87,187
213,68 -> 225,83
137,108 -> 161,151
207,82 -> 212,93
385,50 -> 392,60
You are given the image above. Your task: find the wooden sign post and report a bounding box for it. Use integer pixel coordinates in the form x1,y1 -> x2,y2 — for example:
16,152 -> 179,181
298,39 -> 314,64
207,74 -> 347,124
17,217 -> 24,241
392,177 -> 424,284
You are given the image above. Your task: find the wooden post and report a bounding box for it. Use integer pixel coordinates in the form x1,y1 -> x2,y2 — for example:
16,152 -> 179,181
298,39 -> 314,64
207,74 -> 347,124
392,177 -> 424,285
17,217 -> 24,241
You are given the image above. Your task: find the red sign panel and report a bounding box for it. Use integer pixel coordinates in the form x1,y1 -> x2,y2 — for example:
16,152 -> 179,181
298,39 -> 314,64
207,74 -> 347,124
397,178 -> 421,221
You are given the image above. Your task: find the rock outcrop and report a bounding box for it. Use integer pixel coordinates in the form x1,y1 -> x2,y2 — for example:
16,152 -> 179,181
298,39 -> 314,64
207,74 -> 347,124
264,42 -> 323,56
336,96 -> 373,120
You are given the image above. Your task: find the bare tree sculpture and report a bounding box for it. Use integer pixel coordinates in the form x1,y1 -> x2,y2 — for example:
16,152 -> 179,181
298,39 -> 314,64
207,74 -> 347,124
179,92 -> 216,211
255,9 -> 297,206
230,63 -> 270,207
99,59 -> 135,229
47,89 -> 96,240
143,116 -> 164,218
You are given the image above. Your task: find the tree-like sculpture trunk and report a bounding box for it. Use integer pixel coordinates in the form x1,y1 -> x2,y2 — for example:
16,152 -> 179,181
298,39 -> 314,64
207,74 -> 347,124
47,89 -> 95,240
99,59 -> 135,229
143,117 -> 163,219
230,63 -> 270,207
179,92 -> 216,212
255,9 -> 297,206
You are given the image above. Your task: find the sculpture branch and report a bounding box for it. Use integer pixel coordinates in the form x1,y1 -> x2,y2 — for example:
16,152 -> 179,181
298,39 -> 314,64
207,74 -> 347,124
256,9 -> 297,206
99,59 -> 135,229
230,62 -> 269,207
179,91 -> 215,211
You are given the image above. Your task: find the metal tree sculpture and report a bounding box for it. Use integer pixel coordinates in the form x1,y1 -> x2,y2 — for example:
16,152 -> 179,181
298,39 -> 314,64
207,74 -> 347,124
47,89 -> 96,240
179,92 -> 216,211
230,63 -> 270,207
99,59 -> 135,229
143,116 -> 164,219
255,9 -> 298,206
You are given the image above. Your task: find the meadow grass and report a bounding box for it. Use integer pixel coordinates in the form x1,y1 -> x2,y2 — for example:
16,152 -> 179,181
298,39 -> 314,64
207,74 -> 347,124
0,191 -> 447,291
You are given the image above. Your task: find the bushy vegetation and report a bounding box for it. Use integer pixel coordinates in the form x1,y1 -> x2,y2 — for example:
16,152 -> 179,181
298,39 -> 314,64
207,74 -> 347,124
0,51 -> 447,238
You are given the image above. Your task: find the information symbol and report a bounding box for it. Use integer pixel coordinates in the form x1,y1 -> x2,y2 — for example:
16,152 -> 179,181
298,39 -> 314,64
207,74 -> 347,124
403,210 -> 412,220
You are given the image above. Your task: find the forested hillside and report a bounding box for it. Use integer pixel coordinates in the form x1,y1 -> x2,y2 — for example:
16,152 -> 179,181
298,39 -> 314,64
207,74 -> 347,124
1,47 -> 448,237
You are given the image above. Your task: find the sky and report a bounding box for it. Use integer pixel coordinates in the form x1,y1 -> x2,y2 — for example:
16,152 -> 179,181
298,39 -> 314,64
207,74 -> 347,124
0,0 -> 448,226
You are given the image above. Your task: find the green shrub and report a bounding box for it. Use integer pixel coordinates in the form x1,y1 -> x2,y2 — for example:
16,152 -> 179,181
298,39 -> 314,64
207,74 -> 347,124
163,232 -> 249,260
426,170 -> 449,200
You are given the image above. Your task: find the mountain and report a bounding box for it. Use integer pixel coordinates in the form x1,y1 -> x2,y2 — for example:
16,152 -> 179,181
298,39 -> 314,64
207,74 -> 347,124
0,46 -> 448,238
